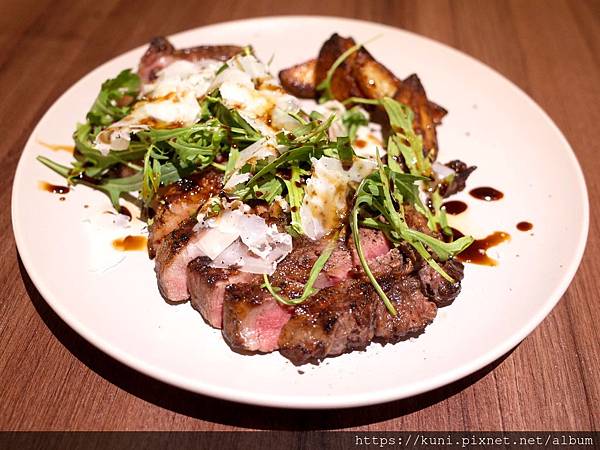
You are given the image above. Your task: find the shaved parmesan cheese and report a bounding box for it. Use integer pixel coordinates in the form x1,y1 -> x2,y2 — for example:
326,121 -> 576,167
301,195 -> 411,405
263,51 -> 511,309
223,138 -> 280,192
195,208 -> 292,274
223,172 -> 251,191
300,156 -> 377,240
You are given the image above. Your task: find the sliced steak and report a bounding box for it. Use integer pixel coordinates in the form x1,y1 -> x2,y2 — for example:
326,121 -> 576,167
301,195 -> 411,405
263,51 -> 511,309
317,242 -> 353,288
187,257 -> 258,328
154,218 -> 204,303
148,169 -> 222,258
348,227 -> 391,266
373,275 -> 437,343
418,259 -> 464,307
366,246 -> 419,278
222,282 -> 292,353
278,279 -> 378,365
278,272 -> 437,365
138,36 -> 243,82
269,235 -> 353,295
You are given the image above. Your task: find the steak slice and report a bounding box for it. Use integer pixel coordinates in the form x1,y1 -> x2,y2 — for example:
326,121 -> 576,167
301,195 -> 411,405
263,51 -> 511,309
154,218 -> 205,303
278,279 -> 378,365
222,282 -> 292,353
418,259 -> 464,307
138,36 -> 243,82
278,273 -> 437,365
187,257 -> 257,328
269,235 -> 353,294
373,275 -> 437,343
148,169 -> 222,258
348,227 -> 391,266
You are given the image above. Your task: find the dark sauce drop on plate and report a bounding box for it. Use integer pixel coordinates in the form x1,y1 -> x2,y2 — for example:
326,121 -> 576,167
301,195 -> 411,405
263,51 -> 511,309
442,200 -> 468,215
456,231 -> 511,266
39,181 -> 70,194
516,221 -> 533,231
469,187 -> 504,201
112,235 -> 147,251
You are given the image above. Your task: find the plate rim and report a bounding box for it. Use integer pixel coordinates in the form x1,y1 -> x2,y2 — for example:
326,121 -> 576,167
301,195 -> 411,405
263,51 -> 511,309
11,15 -> 590,409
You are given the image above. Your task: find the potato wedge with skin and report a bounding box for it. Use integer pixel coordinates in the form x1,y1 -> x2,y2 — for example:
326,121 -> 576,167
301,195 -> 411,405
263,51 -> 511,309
314,33 -> 363,101
277,33 -> 447,161
353,50 -> 401,99
394,74 -> 441,160
278,59 -> 317,98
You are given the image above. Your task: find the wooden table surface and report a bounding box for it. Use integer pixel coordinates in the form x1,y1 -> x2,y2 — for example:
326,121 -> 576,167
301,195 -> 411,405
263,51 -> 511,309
1,0 -> 598,432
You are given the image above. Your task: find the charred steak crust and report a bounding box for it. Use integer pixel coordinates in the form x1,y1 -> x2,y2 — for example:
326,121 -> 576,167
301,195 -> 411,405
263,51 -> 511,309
148,168 -> 222,258
154,217 -> 198,303
278,272 -> 438,365
373,275 -> 437,344
278,279 -> 378,365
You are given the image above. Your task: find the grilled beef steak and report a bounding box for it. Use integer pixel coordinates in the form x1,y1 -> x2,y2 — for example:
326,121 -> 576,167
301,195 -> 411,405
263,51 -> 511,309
278,273 -> 438,365
148,169 -> 222,258
143,34 -> 469,364
138,37 -> 243,82
187,257 -> 257,328
154,218 -> 204,303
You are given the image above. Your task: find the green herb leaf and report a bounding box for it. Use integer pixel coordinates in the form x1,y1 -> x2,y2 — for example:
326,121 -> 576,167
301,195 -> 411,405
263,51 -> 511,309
283,163 -> 304,235
341,106 -> 369,142
86,69 -> 141,127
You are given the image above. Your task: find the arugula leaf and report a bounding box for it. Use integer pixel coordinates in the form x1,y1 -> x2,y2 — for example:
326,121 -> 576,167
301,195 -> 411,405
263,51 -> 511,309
341,106 -> 369,142
73,123 -> 146,177
350,152 -> 474,298
86,69 -> 141,127
336,136 -> 355,163
350,177 -> 397,316
430,188 -> 452,236
243,145 -> 321,192
223,146 -> 240,183
379,97 -> 430,177
283,163 -> 304,235
37,155 -> 143,208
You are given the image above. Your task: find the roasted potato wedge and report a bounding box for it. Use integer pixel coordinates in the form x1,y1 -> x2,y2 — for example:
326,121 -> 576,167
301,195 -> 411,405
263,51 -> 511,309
394,74 -> 441,159
314,34 -> 363,101
279,59 -> 317,98
353,49 -> 401,99
277,33 -> 448,161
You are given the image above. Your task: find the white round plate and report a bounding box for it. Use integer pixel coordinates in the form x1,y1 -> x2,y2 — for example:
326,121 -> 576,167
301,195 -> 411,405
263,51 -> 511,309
12,16 -> 589,409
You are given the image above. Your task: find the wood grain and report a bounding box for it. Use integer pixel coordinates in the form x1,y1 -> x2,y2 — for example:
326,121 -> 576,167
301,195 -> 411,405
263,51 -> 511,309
1,0 -> 598,432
